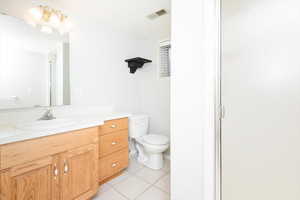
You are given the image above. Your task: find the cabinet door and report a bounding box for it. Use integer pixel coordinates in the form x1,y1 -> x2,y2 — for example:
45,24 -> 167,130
61,144 -> 98,200
0,156 -> 59,200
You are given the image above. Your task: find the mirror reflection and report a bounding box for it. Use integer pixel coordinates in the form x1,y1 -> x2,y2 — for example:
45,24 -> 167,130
0,14 -> 70,109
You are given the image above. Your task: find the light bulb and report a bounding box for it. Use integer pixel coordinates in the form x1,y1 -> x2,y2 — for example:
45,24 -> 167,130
41,26 -> 53,34
24,14 -> 37,27
49,14 -> 60,27
29,7 -> 43,21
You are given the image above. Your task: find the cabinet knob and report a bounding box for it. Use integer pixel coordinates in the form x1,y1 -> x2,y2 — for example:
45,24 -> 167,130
112,163 -> 118,168
64,160 -> 69,174
111,141 -> 117,145
111,124 -> 117,128
53,164 -> 59,178
54,168 -> 58,176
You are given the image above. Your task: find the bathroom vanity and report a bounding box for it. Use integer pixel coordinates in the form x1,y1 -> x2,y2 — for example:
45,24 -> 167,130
0,14 -> 130,198
0,116 -> 129,200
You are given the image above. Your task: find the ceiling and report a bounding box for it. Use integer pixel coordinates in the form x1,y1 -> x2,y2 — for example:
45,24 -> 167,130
0,0 -> 171,40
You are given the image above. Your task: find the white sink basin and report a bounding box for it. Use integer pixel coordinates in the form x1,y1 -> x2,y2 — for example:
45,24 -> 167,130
16,119 -> 76,131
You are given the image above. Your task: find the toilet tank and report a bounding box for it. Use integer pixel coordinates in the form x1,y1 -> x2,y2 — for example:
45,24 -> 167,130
129,115 -> 149,138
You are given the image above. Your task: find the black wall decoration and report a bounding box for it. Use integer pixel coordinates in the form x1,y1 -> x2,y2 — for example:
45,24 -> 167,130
125,57 -> 152,73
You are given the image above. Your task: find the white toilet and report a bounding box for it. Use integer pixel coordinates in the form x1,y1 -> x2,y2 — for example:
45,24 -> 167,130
129,115 -> 169,170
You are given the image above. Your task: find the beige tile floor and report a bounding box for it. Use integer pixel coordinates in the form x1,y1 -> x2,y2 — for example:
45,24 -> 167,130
93,158 -> 170,200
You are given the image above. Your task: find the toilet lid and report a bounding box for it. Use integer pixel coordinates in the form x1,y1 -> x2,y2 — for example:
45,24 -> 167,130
142,134 -> 169,145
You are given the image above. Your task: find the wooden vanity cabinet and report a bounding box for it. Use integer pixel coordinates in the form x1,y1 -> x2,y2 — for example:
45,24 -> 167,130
0,117 -> 130,199
0,156 -> 60,200
0,127 -> 99,200
60,144 -> 98,200
99,118 -> 129,183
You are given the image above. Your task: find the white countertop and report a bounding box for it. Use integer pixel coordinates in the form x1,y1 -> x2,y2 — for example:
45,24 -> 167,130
0,112 -> 131,145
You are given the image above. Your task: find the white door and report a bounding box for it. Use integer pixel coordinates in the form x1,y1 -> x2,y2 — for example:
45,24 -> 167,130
222,0 -> 300,200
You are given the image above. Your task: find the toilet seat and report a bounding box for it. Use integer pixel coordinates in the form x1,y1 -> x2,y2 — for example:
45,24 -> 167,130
141,134 -> 169,145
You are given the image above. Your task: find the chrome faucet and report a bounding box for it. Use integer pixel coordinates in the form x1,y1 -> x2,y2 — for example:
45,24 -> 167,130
39,108 -> 56,120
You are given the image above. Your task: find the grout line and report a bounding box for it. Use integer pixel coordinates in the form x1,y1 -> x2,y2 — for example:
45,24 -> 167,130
151,172 -> 170,195
110,171 -> 149,199
133,184 -> 153,200
100,159 -> 170,199
133,170 -> 170,199
153,185 -> 170,194
108,170 -> 132,186
126,167 -> 145,176
126,159 -> 145,175
153,172 -> 169,185
112,187 -> 131,200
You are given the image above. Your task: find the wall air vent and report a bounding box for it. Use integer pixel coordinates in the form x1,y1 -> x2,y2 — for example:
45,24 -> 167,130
147,9 -> 168,20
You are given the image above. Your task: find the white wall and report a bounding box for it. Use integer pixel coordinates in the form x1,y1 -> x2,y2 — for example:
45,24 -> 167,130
136,40 -> 170,136
70,22 -> 141,113
70,21 -> 170,136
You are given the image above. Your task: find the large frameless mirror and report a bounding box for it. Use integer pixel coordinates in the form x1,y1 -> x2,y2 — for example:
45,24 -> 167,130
0,14 -> 70,109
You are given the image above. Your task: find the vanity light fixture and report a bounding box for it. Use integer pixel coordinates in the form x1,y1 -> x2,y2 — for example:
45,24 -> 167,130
27,5 -> 72,34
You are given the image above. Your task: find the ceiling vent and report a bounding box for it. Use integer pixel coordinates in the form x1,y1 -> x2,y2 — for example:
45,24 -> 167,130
147,9 -> 168,20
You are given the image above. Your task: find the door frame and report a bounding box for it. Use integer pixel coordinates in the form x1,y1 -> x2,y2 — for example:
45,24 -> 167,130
202,0 -> 222,199
201,0 -> 222,199
215,0 -> 222,200
171,0 -> 222,199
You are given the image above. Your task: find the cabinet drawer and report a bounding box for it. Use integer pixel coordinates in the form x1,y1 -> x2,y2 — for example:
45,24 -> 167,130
99,149 -> 129,181
99,130 -> 128,157
100,118 -> 128,135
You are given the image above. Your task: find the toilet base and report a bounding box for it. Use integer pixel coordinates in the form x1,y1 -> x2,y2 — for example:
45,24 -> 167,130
143,153 -> 164,170
137,150 -> 164,170
133,138 -> 168,170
